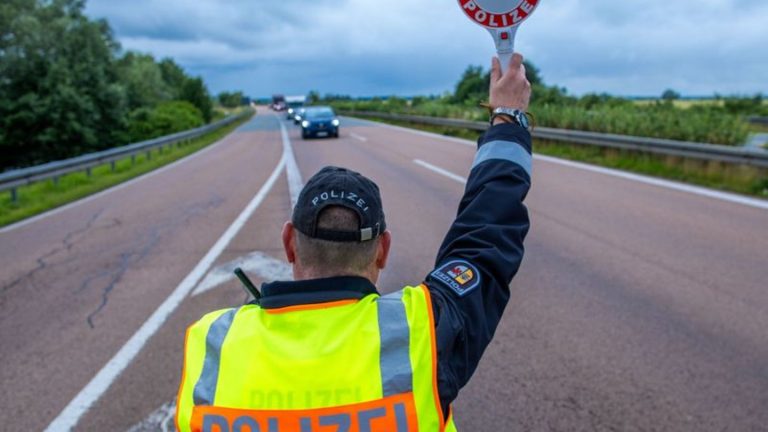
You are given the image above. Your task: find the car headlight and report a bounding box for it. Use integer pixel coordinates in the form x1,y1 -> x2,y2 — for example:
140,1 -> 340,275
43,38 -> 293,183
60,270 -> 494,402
332,119 -> 340,127
302,121 -> 310,128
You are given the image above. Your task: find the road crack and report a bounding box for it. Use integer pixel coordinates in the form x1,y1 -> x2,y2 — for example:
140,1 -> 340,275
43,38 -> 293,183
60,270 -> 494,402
83,229 -> 161,329
82,194 -> 224,328
0,211 -> 106,298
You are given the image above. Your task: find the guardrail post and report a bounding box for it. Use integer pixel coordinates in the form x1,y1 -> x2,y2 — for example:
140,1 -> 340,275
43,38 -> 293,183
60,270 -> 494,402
110,161 -> 116,172
159,145 -> 163,155
146,150 -> 151,161
131,155 -> 136,166
11,188 -> 18,203
86,168 -> 91,177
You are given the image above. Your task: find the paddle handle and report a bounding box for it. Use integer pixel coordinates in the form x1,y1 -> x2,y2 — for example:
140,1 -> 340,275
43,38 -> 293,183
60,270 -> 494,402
488,27 -> 519,74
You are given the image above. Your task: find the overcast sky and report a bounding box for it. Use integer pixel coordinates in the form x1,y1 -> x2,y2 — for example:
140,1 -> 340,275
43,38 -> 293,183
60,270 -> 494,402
85,0 -> 768,99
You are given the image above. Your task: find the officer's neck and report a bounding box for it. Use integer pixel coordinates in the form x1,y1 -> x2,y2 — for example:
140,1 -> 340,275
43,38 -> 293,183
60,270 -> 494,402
292,266 -> 380,285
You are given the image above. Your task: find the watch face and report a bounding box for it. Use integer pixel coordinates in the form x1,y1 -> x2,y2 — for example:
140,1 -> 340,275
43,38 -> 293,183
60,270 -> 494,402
518,112 -> 529,129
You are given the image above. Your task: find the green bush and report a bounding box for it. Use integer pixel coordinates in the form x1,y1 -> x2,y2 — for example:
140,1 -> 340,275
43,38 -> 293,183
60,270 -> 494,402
127,101 -> 204,142
327,59 -> 757,146
330,95 -> 751,146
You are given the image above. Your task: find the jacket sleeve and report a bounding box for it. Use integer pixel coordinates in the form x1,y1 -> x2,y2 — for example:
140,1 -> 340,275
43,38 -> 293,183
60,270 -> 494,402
425,123 -> 532,414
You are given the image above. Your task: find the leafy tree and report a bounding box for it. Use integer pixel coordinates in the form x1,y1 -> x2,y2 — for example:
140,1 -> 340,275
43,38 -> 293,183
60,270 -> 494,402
0,0 -> 224,170
530,84 -> 573,106
158,58 -> 188,100
307,91 -> 321,104
181,77 -> 213,122
723,94 -> 764,115
0,0 -> 127,169
218,91 -> 245,108
523,60 -> 543,86
453,66 -> 489,104
128,101 -> 203,142
117,52 -> 171,110
452,59 -> 543,105
578,93 -> 632,109
662,89 -> 681,101
323,94 -> 351,101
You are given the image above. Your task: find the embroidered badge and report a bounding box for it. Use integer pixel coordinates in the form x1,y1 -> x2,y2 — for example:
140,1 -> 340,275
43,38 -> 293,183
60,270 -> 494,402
430,260 -> 480,297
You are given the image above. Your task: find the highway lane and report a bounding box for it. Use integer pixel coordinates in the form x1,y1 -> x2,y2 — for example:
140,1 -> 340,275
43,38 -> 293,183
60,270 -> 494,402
0,115 -> 285,431
1,112 -> 767,431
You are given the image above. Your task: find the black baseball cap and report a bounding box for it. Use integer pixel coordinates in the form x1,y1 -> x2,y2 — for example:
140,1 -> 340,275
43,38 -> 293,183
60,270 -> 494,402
292,166 -> 386,242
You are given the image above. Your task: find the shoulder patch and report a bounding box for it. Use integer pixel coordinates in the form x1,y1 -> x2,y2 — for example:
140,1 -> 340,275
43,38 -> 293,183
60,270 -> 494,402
430,260 -> 481,297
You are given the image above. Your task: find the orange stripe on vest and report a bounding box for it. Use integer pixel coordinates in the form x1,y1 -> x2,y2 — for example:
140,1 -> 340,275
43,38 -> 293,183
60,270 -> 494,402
191,392 -> 418,432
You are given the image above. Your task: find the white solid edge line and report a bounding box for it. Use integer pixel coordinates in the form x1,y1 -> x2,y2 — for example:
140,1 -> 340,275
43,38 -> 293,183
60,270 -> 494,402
414,159 -> 467,184
0,118 -> 255,235
44,138 -> 287,432
354,117 -> 768,211
280,121 -> 304,206
533,154 -> 768,210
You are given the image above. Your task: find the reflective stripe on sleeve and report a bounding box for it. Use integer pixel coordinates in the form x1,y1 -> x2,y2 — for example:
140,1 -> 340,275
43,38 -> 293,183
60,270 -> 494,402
377,290 -> 413,397
473,140 -> 532,177
193,308 -> 237,405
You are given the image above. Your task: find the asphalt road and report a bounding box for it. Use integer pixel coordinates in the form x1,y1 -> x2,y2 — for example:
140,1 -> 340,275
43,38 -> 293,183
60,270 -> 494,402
1,111 -> 767,431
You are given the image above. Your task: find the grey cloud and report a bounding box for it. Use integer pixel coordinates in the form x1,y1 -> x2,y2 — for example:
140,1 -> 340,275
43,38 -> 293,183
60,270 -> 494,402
86,0 -> 768,97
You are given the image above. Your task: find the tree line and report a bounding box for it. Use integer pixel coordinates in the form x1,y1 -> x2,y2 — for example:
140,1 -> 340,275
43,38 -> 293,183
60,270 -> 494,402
0,0 -> 232,171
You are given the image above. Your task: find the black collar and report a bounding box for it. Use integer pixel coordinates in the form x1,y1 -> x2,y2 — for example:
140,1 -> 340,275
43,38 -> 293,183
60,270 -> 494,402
259,276 -> 379,309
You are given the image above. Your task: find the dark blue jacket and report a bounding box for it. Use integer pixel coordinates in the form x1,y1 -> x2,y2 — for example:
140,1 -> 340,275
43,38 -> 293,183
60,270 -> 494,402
425,123 -> 532,416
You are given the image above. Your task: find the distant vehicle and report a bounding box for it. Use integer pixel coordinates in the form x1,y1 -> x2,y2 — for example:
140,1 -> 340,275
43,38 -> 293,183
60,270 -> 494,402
301,106 -> 340,139
271,94 -> 286,111
293,107 -> 307,125
285,95 -> 307,119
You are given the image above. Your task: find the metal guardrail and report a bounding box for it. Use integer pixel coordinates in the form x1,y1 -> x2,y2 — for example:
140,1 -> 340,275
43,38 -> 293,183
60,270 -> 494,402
345,111 -> 768,169
748,116 -> 768,126
0,109 -> 254,202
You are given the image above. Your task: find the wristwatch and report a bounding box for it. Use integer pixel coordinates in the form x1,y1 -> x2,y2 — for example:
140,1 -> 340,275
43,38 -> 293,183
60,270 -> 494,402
490,107 -> 530,130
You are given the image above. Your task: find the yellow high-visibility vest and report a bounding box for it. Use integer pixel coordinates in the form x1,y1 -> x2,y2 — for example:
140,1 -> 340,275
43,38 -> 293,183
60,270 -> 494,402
176,284 -> 457,432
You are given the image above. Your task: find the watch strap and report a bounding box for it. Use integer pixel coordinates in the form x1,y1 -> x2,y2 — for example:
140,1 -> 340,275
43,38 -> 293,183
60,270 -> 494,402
489,112 -> 516,125
490,107 -> 530,130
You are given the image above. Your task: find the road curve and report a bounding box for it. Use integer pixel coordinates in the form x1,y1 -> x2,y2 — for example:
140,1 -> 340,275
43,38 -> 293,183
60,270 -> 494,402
0,112 -> 766,431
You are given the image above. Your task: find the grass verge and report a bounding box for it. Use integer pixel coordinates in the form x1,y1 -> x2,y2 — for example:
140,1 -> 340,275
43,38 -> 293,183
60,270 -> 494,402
359,116 -> 768,199
0,112 -> 254,228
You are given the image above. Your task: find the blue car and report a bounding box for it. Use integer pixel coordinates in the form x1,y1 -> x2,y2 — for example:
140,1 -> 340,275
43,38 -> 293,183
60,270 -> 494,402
301,107 -> 340,139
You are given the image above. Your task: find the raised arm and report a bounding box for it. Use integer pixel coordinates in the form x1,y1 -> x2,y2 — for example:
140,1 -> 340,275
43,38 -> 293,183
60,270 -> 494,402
425,54 -> 533,413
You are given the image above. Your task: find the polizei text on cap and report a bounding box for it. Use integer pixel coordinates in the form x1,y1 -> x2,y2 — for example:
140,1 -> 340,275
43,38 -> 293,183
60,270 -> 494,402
311,190 -> 370,212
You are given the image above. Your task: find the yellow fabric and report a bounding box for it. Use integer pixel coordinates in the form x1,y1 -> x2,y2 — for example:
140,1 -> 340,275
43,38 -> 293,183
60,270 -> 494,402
176,309 -> 232,432
176,285 -> 458,431
218,297 -> 383,409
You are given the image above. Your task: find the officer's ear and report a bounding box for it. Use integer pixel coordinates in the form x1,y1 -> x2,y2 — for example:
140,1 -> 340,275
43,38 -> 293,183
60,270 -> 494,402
375,230 -> 392,270
282,221 -> 297,264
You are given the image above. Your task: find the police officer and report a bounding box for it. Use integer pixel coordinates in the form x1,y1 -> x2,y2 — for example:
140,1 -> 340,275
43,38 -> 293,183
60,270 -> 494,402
175,53 -> 532,432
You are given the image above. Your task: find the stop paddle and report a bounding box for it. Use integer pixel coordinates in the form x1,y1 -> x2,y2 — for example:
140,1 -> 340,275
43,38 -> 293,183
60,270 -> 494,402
457,0 -> 541,72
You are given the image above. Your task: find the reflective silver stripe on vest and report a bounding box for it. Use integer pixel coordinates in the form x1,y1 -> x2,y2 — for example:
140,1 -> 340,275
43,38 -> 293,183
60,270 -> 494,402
473,140 -> 532,178
377,290 -> 413,397
193,308 -> 237,405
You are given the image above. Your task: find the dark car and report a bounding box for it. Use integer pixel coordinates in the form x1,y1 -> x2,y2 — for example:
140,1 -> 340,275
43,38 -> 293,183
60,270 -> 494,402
301,107 -> 340,139
293,107 -> 307,125
286,102 -> 304,120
